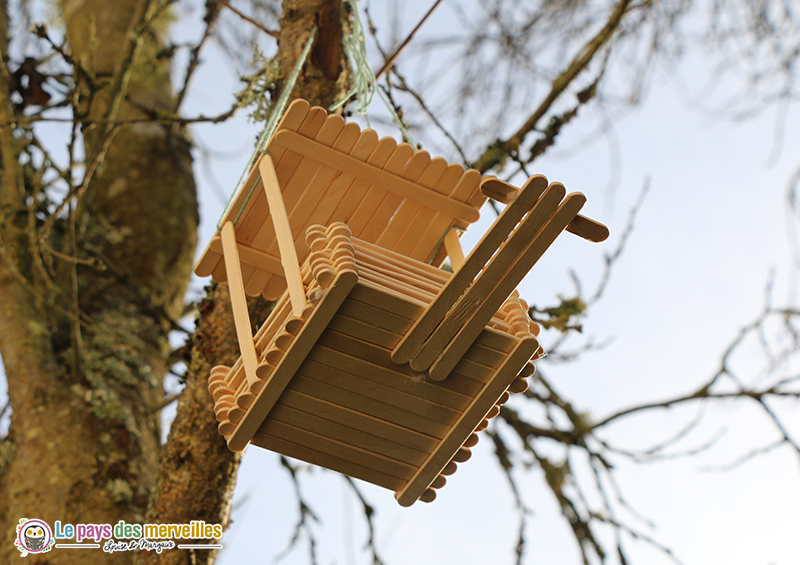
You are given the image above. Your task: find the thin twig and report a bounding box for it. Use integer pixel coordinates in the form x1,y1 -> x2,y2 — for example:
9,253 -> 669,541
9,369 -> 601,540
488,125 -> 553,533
212,0 -> 279,39
374,0 -> 445,79
472,0 -> 634,173
174,2 -> 222,112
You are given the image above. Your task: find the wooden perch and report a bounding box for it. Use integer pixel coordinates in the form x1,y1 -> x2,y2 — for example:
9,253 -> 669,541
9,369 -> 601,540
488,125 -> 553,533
481,177 -> 609,242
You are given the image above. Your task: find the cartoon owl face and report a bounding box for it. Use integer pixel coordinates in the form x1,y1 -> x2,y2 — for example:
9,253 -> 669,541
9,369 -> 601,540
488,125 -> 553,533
23,524 -> 45,550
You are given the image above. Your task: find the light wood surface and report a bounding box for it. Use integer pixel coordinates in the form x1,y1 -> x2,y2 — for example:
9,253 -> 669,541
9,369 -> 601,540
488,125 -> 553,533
481,176 -> 609,242
259,155 -> 306,317
410,182 -> 564,373
393,175 -> 549,366
443,228 -> 465,270
220,221 -> 260,387
227,269 -> 358,451
251,430 -> 407,491
275,130 -> 480,224
395,337 -> 540,506
429,193 -> 586,381
279,388 -> 439,453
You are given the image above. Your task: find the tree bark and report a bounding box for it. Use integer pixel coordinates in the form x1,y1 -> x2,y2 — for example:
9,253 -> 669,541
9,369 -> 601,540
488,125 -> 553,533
0,0 -> 351,562
0,1 -> 197,563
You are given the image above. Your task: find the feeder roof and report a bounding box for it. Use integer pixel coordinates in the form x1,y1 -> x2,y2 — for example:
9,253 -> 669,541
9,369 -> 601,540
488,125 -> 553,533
194,99 -> 487,300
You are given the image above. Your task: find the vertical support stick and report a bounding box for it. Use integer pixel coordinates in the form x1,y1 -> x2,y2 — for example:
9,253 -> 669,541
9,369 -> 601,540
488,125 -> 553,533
443,228 -> 465,271
259,154 -> 307,317
221,221 -> 260,387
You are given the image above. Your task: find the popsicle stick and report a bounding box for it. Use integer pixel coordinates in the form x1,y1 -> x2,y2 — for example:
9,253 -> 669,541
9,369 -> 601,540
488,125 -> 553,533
251,430 -> 407,491
350,281 -> 424,320
290,373 -> 451,438
353,240 -> 450,283
268,402 -> 429,466
259,114 -> 346,259
290,122 -> 363,256
347,143 -> 415,237
329,135 -> 395,224
353,250 -> 446,291
275,130 -> 481,224
355,258 -> 442,296
411,168 -> 482,264
363,149 -> 433,244
409,182 -> 564,373
258,155 -> 306,318
308,344 -> 472,411
220,221 -> 260,388
566,214 -> 609,243
338,297 -> 415,335
392,162 -> 463,257
428,193 -> 585,381
392,175 -> 550,366
279,389 -> 439,453
227,269 -> 358,451
207,235 -> 284,276
482,176 -> 609,242
263,98 -> 312,164
298,358 -> 461,424
443,229 -> 465,270
395,336 -> 540,506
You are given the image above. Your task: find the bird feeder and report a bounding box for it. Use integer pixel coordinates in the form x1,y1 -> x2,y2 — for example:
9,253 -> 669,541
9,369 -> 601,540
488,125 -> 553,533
193,99 -> 608,506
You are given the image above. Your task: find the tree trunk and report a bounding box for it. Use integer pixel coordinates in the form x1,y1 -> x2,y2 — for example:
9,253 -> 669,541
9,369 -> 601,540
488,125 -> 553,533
0,0 -> 351,564
0,0 -> 197,563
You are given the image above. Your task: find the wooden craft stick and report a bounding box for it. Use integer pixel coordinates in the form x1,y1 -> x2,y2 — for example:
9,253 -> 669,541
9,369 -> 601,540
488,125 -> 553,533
372,154 -> 445,248
395,337 -> 539,506
260,114 -> 346,262
251,430 -> 406,491
227,269 -> 358,451
392,162 -> 463,257
268,402 -> 428,466
410,168 -> 481,263
297,358 -> 461,424
354,240 -> 450,282
290,373 -> 451,438
329,135 -> 395,225
290,122 -> 362,255
410,182 -> 564,373
482,177 -> 608,242
280,389 -> 439,453
361,149 -> 431,243
347,143 -> 415,237
566,214 -> 609,243
220,221 -> 260,388
275,130 -> 481,224
207,236 -> 284,277
259,154 -> 306,317
429,193 -> 586,381
308,344 -> 472,411
392,174 -> 549,366
443,229 -> 465,270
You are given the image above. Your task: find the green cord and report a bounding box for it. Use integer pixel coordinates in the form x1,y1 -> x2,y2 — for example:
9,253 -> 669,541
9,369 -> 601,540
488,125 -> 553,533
428,225 -> 467,265
330,0 -> 417,150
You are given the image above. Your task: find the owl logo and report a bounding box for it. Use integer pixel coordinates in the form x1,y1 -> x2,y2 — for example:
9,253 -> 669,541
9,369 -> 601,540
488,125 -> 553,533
14,518 -> 54,557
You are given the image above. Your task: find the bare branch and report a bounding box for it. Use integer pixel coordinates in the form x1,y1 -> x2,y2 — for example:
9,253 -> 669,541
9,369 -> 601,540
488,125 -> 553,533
174,1 -> 222,112
212,0 -> 279,39
374,0 -> 445,80
472,0 -> 634,173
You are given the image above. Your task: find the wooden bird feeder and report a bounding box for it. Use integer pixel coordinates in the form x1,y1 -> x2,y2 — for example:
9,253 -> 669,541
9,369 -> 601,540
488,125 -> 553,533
194,99 -> 608,506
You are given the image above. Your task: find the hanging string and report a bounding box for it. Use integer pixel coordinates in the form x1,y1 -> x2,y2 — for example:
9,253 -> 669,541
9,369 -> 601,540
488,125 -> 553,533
428,225 -> 466,265
217,26 -> 318,231
330,0 -> 417,150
